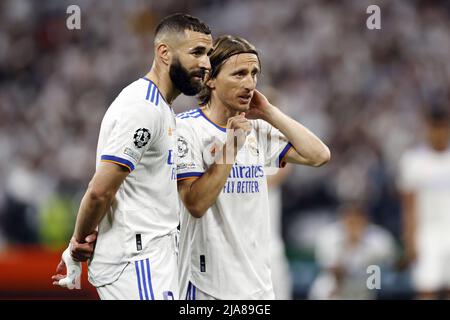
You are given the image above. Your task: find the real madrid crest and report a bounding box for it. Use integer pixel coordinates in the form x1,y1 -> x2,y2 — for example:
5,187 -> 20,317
133,128 -> 151,148
178,136 -> 189,158
248,136 -> 259,156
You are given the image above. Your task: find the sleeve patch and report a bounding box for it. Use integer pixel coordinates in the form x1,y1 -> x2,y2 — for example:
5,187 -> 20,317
133,128 -> 151,148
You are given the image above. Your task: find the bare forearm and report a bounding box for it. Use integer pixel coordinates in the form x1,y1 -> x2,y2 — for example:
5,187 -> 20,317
183,163 -> 233,217
403,210 -> 416,261
71,162 -> 128,242
401,192 -> 417,262
73,190 -> 112,242
266,107 -> 330,165
180,113 -> 252,218
403,210 -> 416,243
402,196 -> 416,248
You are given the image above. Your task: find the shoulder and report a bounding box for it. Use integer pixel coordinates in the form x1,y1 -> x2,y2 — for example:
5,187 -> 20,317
399,145 -> 430,169
176,108 -> 203,121
112,79 -> 165,114
176,108 -> 204,128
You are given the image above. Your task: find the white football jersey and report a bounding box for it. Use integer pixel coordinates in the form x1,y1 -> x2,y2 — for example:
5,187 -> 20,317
176,108 -> 292,299
88,78 -> 179,287
398,145 -> 450,245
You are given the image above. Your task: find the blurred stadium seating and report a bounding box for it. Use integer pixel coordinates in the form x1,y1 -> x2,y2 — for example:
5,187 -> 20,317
0,0 -> 449,299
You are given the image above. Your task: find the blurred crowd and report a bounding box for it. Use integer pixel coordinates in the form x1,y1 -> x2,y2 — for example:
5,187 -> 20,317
1,0 -> 449,298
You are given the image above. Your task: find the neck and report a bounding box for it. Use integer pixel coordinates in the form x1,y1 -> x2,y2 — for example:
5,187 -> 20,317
144,62 -> 180,105
203,95 -> 239,127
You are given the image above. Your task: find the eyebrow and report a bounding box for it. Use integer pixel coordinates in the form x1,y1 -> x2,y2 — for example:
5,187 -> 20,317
233,66 -> 260,74
190,46 -> 208,53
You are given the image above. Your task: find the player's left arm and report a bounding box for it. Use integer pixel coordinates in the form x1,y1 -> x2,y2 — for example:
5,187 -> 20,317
248,89 -> 330,167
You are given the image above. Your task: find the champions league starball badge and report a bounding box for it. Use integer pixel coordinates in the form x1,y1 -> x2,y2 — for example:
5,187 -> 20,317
133,128 -> 151,148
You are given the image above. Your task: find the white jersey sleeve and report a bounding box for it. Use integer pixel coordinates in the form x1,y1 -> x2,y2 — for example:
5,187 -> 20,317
176,117 -> 206,180
258,120 -> 293,168
100,103 -> 160,172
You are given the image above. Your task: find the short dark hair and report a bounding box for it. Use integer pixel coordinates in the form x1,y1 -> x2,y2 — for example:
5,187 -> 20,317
425,105 -> 450,124
155,13 -> 211,39
198,35 -> 261,106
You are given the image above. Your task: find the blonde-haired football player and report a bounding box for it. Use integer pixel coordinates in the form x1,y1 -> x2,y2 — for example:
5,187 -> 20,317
176,35 -> 330,300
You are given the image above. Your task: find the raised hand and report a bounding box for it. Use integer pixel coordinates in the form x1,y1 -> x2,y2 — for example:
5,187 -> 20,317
246,89 -> 273,120
212,113 -> 252,164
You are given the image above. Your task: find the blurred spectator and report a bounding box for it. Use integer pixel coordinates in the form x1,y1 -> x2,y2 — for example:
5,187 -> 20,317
1,157 -> 56,244
309,202 -> 397,299
398,104 -> 450,299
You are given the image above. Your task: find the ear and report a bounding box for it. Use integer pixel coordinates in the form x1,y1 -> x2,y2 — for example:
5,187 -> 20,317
206,78 -> 215,90
156,43 -> 171,66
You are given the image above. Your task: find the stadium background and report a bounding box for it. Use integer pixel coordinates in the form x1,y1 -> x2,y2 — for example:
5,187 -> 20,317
0,0 -> 449,299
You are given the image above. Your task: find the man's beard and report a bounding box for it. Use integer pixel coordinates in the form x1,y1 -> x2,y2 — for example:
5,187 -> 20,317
169,58 -> 205,96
